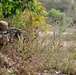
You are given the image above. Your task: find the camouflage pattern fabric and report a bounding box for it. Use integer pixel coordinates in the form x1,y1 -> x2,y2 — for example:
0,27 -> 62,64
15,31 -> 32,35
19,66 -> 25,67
0,31 -> 9,45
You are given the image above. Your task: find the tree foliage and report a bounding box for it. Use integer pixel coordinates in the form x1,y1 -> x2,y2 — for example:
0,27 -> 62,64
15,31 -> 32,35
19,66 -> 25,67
47,8 -> 65,25
0,0 -> 51,33
17,0 -> 51,32
0,0 -> 33,17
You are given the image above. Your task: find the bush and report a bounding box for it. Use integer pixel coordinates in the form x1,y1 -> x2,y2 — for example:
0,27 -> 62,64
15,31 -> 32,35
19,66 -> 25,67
0,0 -> 33,18
47,8 -> 65,25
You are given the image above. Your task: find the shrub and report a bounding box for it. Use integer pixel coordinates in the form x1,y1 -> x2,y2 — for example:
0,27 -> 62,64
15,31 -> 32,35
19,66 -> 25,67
47,8 -> 65,25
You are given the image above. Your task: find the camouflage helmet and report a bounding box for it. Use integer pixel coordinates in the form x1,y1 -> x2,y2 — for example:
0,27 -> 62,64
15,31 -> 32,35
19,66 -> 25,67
0,21 -> 9,45
0,21 -> 8,31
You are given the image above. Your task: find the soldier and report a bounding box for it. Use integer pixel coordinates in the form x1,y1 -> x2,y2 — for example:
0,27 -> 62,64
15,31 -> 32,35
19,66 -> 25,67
0,21 -> 9,46
0,21 -> 8,31
0,21 -> 25,45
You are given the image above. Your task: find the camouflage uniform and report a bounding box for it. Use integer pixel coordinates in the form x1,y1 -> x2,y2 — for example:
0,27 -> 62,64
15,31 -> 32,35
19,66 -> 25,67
0,21 -> 9,45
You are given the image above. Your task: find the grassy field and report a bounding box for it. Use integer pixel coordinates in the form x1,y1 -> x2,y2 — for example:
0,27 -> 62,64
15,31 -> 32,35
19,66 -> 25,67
0,26 -> 76,75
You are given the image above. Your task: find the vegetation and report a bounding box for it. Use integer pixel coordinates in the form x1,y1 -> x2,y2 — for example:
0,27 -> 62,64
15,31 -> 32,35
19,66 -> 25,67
0,0 -> 33,17
0,0 -> 76,75
47,8 -> 65,25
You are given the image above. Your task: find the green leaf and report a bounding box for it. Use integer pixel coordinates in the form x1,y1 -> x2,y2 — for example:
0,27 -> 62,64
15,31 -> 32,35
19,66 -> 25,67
16,9 -> 20,14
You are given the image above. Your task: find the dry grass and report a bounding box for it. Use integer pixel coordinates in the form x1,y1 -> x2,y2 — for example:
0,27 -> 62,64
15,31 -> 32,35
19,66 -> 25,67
0,26 -> 76,75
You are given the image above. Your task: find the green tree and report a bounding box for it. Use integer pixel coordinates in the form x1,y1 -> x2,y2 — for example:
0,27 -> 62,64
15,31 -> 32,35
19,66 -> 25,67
47,8 -> 65,25
0,0 -> 33,18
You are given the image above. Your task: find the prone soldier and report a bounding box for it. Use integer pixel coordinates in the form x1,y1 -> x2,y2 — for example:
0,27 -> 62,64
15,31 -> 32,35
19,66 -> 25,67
0,21 -> 9,46
0,20 -> 26,46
